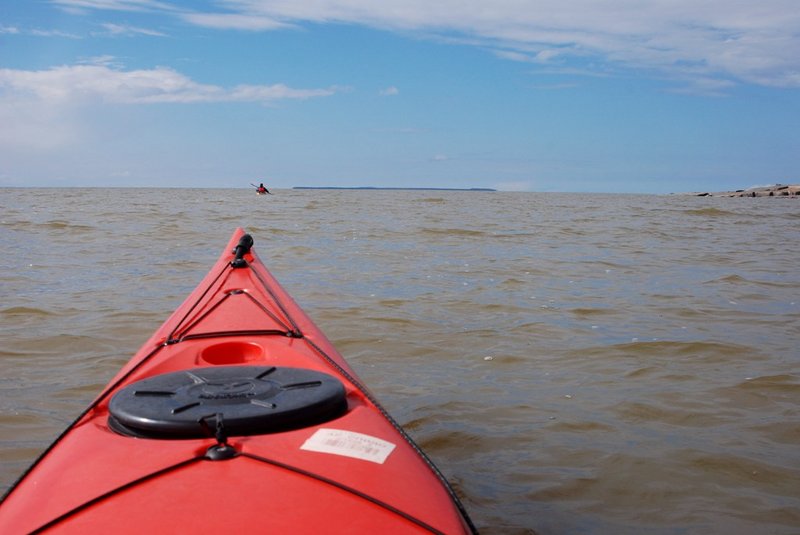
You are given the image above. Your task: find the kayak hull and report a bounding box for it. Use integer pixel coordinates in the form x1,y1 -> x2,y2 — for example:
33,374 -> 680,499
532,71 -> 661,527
0,229 -> 474,534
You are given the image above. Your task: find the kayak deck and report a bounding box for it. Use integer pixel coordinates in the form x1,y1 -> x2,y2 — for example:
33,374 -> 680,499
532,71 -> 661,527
0,229 -> 474,534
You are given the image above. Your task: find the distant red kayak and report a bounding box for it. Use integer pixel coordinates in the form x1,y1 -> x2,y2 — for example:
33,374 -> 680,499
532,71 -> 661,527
0,229 -> 475,534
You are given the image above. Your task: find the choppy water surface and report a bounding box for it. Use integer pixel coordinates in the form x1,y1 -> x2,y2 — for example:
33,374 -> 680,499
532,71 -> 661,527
1,188 -> 798,534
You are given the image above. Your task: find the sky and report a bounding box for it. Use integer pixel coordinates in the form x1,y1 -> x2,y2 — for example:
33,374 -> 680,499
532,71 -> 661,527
1,0 -> 799,193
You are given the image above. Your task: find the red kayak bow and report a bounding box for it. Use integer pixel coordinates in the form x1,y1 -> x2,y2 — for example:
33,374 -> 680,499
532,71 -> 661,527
0,229 -> 475,534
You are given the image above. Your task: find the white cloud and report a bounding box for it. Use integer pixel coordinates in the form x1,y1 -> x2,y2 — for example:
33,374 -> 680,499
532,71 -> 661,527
379,86 -> 399,96
181,13 -> 292,31
226,83 -> 340,102
79,55 -> 124,68
193,1 -> 800,89
1,24 -> 82,38
431,154 -> 449,161
100,22 -> 167,36
0,63 -> 340,104
51,0 -> 175,12
40,1 -> 800,89
666,76 -> 737,97
0,62 -> 341,153
30,28 -> 83,38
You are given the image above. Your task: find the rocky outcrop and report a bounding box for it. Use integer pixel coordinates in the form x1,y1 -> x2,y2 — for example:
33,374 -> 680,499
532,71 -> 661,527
691,184 -> 800,197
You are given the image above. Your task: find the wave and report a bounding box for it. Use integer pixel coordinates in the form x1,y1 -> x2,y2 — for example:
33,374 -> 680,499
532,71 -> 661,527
682,207 -> 738,217
420,227 -> 489,237
703,274 -> 798,288
576,340 -> 761,363
612,400 -> 727,427
41,220 -> 96,232
736,374 -> 799,393
0,306 -> 55,317
569,307 -> 620,318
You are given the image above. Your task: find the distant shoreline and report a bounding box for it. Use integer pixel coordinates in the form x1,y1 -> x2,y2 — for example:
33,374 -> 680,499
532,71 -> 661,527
293,186 -> 496,192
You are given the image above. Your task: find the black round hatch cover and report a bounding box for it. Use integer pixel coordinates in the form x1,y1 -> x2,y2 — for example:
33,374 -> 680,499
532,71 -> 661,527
108,366 -> 347,439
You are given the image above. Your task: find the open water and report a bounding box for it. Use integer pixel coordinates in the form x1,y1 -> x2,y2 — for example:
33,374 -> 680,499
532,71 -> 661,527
1,187 -> 799,534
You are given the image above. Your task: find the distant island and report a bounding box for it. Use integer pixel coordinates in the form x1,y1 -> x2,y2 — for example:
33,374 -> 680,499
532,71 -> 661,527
293,186 -> 496,192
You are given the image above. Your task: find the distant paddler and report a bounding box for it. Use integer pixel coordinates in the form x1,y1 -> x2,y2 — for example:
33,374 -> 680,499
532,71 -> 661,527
251,182 -> 272,195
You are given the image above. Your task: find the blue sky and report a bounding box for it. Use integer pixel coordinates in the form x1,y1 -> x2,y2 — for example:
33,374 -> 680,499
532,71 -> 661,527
1,0 -> 798,193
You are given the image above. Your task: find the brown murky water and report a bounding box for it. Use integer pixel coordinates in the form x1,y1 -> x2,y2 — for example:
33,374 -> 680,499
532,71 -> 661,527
1,188 -> 799,534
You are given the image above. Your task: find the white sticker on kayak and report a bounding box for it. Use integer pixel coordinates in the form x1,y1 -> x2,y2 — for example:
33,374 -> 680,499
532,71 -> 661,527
301,428 -> 396,464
